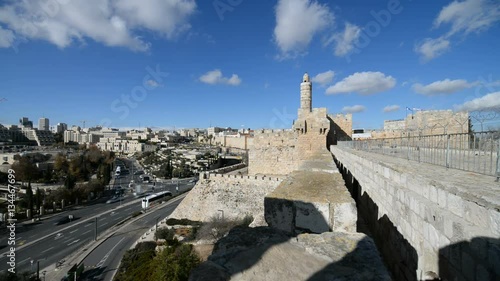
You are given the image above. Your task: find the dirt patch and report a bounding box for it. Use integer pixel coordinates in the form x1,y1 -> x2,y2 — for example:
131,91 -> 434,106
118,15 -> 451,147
174,227 -> 192,237
193,244 -> 214,261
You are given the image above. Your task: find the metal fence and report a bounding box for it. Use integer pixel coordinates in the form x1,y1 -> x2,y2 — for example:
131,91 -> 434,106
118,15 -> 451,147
338,131 -> 500,180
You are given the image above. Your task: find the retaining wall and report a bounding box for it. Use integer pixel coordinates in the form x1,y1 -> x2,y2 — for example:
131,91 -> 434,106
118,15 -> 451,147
331,145 -> 500,281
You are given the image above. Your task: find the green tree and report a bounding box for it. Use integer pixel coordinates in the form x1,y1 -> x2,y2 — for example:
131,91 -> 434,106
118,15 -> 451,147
11,156 -> 40,183
54,154 -> 69,174
150,244 -> 200,281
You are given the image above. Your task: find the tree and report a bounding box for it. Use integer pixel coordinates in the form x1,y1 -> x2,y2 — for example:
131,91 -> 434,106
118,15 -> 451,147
54,154 -> 69,174
26,182 -> 33,216
150,244 -> 200,281
11,156 -> 39,184
64,174 -> 76,190
35,188 -> 41,211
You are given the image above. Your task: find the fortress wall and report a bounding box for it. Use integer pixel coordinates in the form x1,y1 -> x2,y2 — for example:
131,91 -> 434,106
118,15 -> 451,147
248,146 -> 298,175
331,145 -> 500,281
328,113 -> 353,142
248,130 -> 299,175
169,176 -> 283,226
384,119 -> 406,131
213,135 -> 253,150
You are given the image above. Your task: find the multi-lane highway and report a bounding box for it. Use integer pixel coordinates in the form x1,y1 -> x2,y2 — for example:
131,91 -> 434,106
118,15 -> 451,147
0,158 -> 195,275
80,195 -> 184,281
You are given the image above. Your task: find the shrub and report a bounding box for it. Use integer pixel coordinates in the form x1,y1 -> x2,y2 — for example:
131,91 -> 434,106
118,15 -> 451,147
114,242 -> 156,281
155,227 -> 175,241
196,214 -> 253,241
166,218 -> 201,227
150,244 -> 200,281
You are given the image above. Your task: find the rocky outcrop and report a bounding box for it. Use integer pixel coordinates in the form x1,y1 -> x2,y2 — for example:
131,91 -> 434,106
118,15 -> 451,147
189,226 -> 391,281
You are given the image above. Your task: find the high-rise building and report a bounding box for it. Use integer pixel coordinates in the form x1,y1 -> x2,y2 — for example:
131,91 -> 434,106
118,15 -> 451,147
19,117 -> 33,128
56,123 -> 68,133
38,118 -> 49,131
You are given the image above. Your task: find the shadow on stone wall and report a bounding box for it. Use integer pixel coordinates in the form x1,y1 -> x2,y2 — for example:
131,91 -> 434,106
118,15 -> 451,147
438,237 -> 499,281
327,116 -> 352,147
190,224 -> 390,281
334,157 -> 418,281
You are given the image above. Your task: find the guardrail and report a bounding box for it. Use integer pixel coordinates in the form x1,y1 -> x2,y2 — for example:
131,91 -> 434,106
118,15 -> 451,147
337,131 -> 500,180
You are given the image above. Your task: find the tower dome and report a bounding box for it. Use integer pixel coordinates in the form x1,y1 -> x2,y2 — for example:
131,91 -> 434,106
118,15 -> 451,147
303,73 -> 310,83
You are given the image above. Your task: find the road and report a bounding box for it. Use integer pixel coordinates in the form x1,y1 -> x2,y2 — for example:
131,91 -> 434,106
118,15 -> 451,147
0,157 -> 195,274
80,196 -> 184,281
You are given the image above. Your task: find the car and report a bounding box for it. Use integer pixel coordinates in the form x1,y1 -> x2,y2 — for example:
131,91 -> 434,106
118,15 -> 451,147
54,215 -> 76,225
106,196 -> 120,204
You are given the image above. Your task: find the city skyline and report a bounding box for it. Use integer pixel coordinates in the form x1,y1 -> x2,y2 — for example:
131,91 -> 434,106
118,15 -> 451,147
1,0 -> 499,130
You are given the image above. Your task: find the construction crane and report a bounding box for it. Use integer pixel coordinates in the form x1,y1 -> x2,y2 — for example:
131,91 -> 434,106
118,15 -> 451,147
79,120 -> 92,129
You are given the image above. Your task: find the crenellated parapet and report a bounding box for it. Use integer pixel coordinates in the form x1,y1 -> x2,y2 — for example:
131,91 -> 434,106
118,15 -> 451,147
202,173 -> 285,182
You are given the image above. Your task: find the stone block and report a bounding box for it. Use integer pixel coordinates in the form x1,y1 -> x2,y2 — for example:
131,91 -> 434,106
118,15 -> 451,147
447,193 -> 464,218
430,185 -> 440,205
332,202 -> 357,233
489,209 -> 500,236
437,188 -> 447,208
444,219 -> 454,240
452,221 -> 465,242
264,197 -> 295,233
463,201 -> 488,229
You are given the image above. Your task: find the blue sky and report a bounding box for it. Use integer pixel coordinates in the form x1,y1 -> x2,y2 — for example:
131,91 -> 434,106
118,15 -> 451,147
0,0 -> 499,130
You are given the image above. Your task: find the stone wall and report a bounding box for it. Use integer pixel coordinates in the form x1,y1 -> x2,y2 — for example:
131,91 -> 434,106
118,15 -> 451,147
328,113 -> 353,142
248,130 -> 298,175
331,145 -> 500,281
169,174 -> 283,226
265,170 -> 357,234
384,119 -> 405,131
407,110 -> 469,135
213,135 -> 253,150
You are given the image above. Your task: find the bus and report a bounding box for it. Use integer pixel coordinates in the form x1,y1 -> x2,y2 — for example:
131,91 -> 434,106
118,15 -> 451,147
141,191 -> 172,209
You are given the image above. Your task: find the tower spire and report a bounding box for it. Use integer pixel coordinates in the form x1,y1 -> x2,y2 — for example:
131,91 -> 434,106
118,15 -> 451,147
300,72 -> 312,112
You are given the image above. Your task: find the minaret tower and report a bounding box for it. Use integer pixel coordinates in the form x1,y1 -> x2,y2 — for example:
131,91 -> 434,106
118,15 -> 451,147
300,72 -> 312,113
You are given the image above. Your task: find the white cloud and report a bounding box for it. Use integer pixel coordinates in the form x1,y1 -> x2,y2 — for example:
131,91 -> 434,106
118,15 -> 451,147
327,22 -> 361,57
274,0 -> 333,56
435,0 -> 500,37
412,79 -> 474,95
146,79 -> 160,88
199,69 -> 242,86
0,26 -> 14,47
415,0 -> 500,61
0,0 -> 197,51
342,105 -> 366,113
326,71 -> 396,95
455,92 -> 500,112
383,105 -> 400,113
414,37 -> 450,61
311,70 -> 335,86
